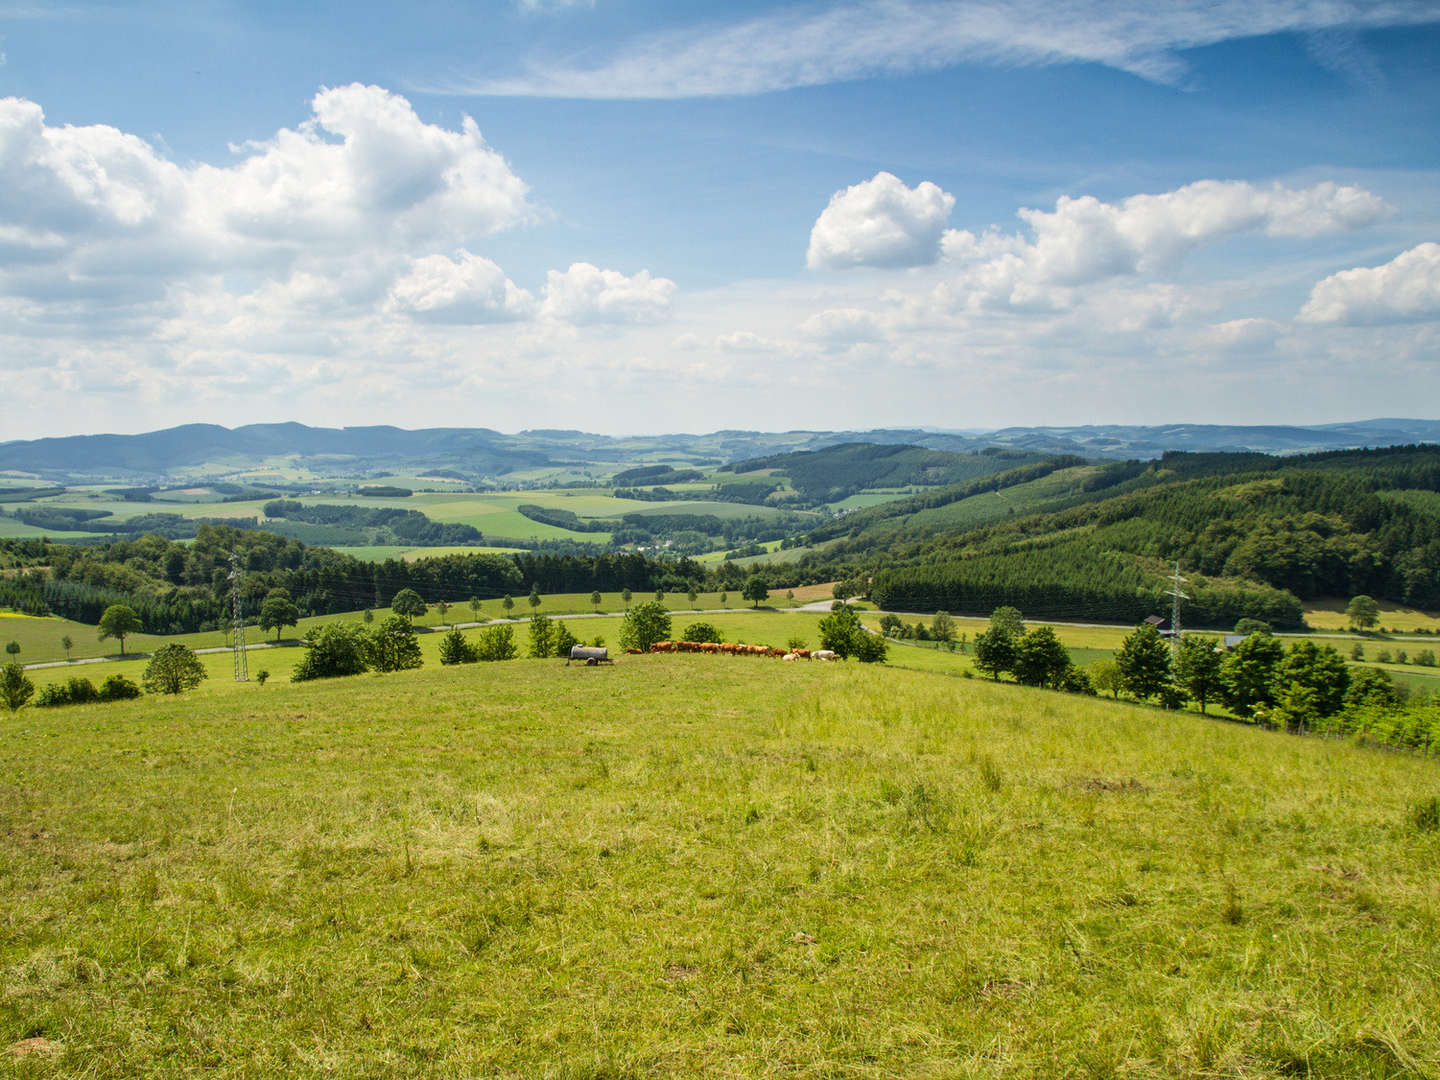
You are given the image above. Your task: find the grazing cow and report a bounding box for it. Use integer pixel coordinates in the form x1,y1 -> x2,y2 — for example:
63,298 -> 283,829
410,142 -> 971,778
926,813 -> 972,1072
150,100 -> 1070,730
813,649 -> 838,661
721,643 -> 739,655
701,642 -> 721,654
650,641 -> 675,653
782,652 -> 799,661
794,649 -> 811,659
768,647 -> 786,658
625,648 -> 643,655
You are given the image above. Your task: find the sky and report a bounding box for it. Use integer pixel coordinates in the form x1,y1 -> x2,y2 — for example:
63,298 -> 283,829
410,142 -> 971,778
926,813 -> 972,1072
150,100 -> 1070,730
1,0 -> 1439,441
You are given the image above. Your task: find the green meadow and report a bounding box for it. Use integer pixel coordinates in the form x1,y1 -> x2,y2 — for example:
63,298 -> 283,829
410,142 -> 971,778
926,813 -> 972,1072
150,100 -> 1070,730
3,655 -> 1438,1077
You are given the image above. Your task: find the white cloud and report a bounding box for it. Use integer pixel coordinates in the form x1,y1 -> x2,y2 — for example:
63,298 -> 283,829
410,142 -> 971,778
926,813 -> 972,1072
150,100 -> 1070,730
1202,317 -> 1285,351
539,262 -> 676,323
800,307 -> 886,343
807,171 -> 955,270
433,0 -> 1440,99
517,0 -> 594,10
1297,243 -> 1440,325
0,85 -> 535,299
388,251 -> 535,323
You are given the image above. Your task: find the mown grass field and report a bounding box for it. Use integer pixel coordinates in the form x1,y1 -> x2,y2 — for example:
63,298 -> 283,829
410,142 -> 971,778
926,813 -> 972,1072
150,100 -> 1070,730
3,658 -> 1438,1078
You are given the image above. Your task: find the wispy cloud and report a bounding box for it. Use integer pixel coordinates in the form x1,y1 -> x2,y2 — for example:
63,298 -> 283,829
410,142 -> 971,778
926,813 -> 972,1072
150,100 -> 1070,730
427,0 -> 1440,99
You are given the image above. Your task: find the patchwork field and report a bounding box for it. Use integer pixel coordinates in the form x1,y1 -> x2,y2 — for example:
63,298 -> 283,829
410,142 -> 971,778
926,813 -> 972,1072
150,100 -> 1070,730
2,658 -> 1437,1077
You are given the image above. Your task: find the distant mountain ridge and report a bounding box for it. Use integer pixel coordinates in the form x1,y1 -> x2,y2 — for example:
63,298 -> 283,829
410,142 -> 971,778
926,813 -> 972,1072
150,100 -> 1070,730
0,419 -> 1436,481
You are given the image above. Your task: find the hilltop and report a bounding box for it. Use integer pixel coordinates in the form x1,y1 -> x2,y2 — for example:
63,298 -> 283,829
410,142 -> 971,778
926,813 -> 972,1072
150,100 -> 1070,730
2,655 -> 1437,1076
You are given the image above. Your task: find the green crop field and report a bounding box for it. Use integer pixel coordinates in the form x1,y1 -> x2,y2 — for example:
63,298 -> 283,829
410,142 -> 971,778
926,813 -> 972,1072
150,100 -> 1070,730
3,655 -> 1438,1077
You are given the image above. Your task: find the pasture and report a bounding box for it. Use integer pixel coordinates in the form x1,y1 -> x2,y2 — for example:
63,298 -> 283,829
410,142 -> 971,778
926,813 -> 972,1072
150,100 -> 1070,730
3,657 -> 1438,1077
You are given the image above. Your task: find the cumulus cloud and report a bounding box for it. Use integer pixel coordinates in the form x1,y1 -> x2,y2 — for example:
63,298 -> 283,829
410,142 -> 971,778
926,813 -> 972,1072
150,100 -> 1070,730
807,171 -> 955,270
388,251 -> 535,323
0,85 -> 535,298
1298,243 -> 1440,325
1202,317 -> 1285,351
434,0 -> 1440,98
539,262 -> 676,323
800,307 -> 886,343
921,179 -> 1388,313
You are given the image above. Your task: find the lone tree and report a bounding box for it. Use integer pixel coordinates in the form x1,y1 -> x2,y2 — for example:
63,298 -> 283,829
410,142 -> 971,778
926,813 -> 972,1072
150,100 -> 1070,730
142,643 -> 208,695
1346,595 -> 1381,632
434,598 -> 452,627
469,596 -> 483,623
1115,623 -> 1171,701
528,614 -> 556,658
591,590 -> 602,612
528,586 -> 542,615
621,588 -> 632,610
259,588 -> 301,643
97,604 -> 142,656
742,575 -> 769,608
619,601 -> 671,653
1,662 -> 35,714
60,635 -> 73,662
439,628 -> 479,665
4,641 -> 17,659
391,588 -> 426,620
502,595 -> 515,616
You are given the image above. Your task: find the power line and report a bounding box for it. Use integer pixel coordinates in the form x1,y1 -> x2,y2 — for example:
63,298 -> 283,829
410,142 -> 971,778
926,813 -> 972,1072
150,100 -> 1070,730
1167,561 -> 1190,655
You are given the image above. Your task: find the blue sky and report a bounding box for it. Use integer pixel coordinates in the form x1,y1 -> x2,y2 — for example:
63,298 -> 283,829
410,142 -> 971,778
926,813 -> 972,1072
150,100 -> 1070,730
1,0 -> 1438,440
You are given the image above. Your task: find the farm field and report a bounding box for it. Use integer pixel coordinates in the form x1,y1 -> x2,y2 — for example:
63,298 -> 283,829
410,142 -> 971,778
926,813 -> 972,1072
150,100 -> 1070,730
1303,597 -> 1440,634
3,657 -> 1438,1077
328,544 -> 528,563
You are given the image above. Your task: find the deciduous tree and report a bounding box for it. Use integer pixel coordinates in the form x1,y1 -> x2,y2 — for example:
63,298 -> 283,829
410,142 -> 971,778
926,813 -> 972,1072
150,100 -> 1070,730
142,643 -> 208,695
391,588 -> 426,619
97,604 -> 142,656
742,576 -> 769,608
619,601 -> 671,653
1346,595 -> 1380,631
259,588 -> 301,642
1,663 -> 34,714
1115,623 -> 1171,701
1173,635 -> 1224,713
370,615 -> 423,672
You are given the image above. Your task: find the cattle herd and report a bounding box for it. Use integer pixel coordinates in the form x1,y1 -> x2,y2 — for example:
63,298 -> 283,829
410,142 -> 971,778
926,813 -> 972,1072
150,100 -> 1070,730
633,641 -> 838,661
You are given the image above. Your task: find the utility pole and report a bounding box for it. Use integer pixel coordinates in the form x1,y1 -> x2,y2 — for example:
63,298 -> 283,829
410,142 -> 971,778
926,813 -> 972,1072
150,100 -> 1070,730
228,551 -> 249,682
1167,561 -> 1190,656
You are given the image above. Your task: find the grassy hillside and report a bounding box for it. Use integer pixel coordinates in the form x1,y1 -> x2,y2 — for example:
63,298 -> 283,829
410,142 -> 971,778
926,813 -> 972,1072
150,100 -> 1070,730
2,659 -> 1437,1077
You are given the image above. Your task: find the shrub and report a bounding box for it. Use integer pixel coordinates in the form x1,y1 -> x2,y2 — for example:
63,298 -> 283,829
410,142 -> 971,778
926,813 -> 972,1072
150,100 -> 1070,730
35,683 -> 71,707
851,630 -> 888,664
475,624 -> 518,662
1396,649 -> 1409,665
369,615 -> 423,673
1376,650 -> 1393,664
66,677 -> 100,704
439,628 -> 479,665
683,622 -> 722,644
98,674 -> 141,701
1416,650 -> 1436,668
1,662 -> 34,713
619,601 -> 671,653
786,635 -> 808,651
293,622 -> 373,682
553,621 -> 580,658
1234,617 -> 1271,636
528,614 -> 555,659
256,670 -> 270,686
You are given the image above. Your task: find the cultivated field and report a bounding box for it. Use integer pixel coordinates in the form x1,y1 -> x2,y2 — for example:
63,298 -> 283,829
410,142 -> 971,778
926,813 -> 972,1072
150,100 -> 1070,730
2,658 -> 1437,1077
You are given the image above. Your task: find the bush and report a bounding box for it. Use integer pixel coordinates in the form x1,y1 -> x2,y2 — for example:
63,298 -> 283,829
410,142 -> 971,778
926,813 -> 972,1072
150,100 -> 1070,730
528,614 -> 555,659
1416,650 -> 1436,668
369,615 -> 423,673
619,601 -> 671,653
553,621 -> 580,658
438,628 -> 479,665
35,683 -> 71,707
786,635 -> 808,651
1234,618 -> 1271,636
683,622 -> 722,644
66,677 -> 100,704
475,624 -> 518,662
293,622 -> 373,682
98,674 -> 141,701
851,630 -> 888,663
1,662 -> 34,713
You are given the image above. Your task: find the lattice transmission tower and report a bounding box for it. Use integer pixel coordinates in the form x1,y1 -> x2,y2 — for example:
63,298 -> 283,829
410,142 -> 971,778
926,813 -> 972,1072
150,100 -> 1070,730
228,551 -> 249,682
1167,561 -> 1190,655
